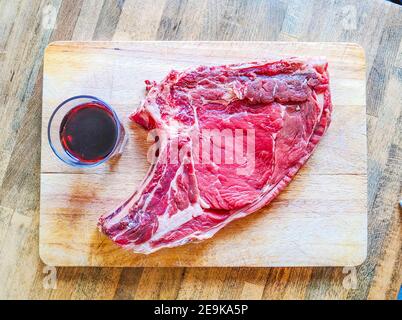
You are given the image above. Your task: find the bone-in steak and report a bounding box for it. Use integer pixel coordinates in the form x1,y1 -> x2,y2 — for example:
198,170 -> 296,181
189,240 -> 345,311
98,57 -> 332,254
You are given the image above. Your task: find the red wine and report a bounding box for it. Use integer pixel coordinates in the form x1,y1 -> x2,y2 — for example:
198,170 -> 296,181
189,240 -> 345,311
59,102 -> 118,163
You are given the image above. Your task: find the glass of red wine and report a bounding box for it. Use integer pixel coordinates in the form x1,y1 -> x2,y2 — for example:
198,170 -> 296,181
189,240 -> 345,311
48,95 -> 127,167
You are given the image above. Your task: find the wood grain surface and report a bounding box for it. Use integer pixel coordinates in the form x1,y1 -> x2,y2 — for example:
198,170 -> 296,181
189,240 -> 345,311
0,0 -> 401,299
40,41 -> 367,267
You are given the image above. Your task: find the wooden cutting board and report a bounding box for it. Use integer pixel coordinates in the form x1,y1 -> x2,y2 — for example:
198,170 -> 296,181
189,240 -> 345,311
40,41 -> 367,267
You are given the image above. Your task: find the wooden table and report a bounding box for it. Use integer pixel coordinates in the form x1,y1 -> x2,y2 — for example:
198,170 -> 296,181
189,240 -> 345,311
0,0 -> 400,300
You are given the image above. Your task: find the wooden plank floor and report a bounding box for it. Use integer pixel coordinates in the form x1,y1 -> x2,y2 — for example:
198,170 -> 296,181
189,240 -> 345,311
0,0 -> 400,299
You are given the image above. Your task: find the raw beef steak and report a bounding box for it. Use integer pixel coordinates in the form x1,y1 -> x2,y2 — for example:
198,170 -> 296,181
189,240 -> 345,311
98,57 -> 332,254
